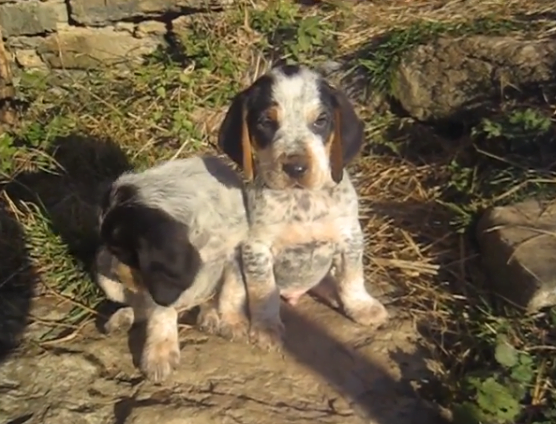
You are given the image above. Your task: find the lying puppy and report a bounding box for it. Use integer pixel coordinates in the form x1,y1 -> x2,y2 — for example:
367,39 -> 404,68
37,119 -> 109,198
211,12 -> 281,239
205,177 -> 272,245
95,155 -> 248,382
202,64 -> 389,351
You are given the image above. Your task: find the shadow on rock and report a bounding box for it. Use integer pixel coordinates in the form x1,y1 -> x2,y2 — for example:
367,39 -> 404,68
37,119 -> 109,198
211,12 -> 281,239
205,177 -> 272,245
280,304 -> 448,424
341,27 -> 556,123
112,300 -> 449,424
0,205 -> 37,364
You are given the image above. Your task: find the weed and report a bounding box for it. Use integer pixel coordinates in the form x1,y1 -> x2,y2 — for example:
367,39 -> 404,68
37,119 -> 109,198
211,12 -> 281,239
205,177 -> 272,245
440,107 -> 556,232
19,201 -> 102,341
363,30 -> 556,422
452,333 -> 536,424
249,1 -> 340,64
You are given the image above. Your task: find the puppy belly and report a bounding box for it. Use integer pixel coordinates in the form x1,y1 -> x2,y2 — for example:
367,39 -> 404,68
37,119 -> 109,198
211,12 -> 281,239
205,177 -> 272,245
274,246 -> 333,305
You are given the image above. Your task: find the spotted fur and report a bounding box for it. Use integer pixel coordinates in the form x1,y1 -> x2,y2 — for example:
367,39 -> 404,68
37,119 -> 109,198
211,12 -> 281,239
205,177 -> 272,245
208,64 -> 389,351
95,155 -> 249,382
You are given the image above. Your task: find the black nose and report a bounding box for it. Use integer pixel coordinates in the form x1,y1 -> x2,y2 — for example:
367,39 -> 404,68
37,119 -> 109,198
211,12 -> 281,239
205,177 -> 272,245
282,162 -> 307,179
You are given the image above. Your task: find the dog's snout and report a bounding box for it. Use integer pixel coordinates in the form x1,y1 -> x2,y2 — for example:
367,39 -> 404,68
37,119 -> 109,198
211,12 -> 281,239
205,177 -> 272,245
282,161 -> 308,179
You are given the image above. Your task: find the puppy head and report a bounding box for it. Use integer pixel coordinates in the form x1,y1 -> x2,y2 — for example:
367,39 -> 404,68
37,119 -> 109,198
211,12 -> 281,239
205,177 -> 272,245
99,183 -> 202,307
217,64 -> 364,190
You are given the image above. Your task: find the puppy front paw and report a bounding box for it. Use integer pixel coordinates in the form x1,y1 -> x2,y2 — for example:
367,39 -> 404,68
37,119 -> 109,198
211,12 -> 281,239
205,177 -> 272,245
344,298 -> 389,329
219,315 -> 249,341
248,319 -> 285,352
198,305 -> 249,341
141,337 -> 181,383
197,305 -> 221,335
104,307 -> 135,334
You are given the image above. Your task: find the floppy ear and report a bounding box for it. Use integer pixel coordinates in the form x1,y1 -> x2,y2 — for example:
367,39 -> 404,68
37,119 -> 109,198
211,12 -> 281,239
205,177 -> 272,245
328,85 -> 365,183
218,90 -> 255,181
100,202 -> 201,307
136,220 -> 202,307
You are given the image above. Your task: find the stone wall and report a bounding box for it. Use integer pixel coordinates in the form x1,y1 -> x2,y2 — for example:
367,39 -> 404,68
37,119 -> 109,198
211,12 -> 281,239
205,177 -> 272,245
0,0 -> 232,70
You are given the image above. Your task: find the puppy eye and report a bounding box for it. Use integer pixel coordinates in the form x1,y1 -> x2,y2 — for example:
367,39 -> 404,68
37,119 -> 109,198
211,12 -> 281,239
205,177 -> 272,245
313,113 -> 328,129
257,115 -> 274,128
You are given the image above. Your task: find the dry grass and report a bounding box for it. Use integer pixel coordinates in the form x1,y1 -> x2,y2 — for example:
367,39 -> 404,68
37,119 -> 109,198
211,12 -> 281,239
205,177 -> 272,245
339,0 -> 556,49
1,0 -> 556,421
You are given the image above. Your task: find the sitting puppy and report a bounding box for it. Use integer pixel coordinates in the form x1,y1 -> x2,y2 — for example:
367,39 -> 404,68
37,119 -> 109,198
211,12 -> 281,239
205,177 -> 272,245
203,64 -> 389,351
96,155 -> 248,382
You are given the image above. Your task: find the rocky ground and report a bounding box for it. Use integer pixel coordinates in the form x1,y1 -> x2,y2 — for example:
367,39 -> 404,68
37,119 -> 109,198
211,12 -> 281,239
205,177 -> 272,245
1,295 -> 444,424
1,1 -> 556,424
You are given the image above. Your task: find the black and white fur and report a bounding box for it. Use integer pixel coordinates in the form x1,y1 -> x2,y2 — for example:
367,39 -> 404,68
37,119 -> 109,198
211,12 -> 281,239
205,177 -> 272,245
96,155 -> 248,382
201,64 -> 389,351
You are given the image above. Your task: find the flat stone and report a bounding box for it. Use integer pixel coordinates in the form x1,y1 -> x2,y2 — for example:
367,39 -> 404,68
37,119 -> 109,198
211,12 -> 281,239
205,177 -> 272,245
6,35 -> 44,49
135,20 -> 167,38
14,49 -> 46,68
37,27 -> 161,69
0,0 -> 68,37
0,297 -> 447,424
114,21 -> 135,34
391,36 -> 556,122
477,198 -> 556,312
0,346 -> 120,423
68,0 -> 235,26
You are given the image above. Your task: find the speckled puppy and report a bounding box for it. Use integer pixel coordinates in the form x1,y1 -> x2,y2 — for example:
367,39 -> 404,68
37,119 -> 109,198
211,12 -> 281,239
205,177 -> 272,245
95,155 -> 249,382
205,64 -> 389,351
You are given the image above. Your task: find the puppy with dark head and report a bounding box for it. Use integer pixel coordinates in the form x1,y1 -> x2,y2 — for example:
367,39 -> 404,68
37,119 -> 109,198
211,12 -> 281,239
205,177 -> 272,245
218,64 -> 363,189
96,155 -> 249,382
99,184 -> 202,306
213,64 -> 389,351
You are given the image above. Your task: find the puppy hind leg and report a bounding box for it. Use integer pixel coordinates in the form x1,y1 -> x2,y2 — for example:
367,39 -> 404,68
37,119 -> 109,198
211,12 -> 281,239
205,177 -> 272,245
308,274 -> 341,309
334,232 -> 388,329
216,259 -> 249,340
198,259 -> 249,341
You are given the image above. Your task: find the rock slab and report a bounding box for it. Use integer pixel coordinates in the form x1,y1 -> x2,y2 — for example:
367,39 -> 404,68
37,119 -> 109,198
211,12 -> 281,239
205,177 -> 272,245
392,36 -> 556,122
0,0 -> 234,70
0,0 -> 68,37
69,0 -> 233,26
0,295 -> 446,424
37,27 -> 161,69
477,198 -> 556,312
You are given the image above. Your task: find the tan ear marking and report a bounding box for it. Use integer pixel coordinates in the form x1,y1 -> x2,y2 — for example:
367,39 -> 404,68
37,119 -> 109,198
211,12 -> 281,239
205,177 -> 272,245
330,107 -> 344,183
241,106 -> 255,182
115,261 -> 143,293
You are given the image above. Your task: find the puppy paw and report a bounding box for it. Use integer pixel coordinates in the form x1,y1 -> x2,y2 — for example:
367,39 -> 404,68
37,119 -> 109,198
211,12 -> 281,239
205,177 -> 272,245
141,337 -> 180,383
248,319 -> 285,352
345,298 -> 389,329
198,308 -> 249,341
197,307 -> 222,335
104,307 -> 135,334
218,315 -> 249,341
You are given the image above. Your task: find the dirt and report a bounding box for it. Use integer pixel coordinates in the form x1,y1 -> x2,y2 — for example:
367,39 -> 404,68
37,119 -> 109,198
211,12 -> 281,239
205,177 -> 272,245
0,293 -> 446,424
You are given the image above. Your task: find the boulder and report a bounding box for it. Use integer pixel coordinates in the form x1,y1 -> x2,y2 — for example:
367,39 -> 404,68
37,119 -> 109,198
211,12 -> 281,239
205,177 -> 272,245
391,36 -> 556,122
477,198 -> 556,312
